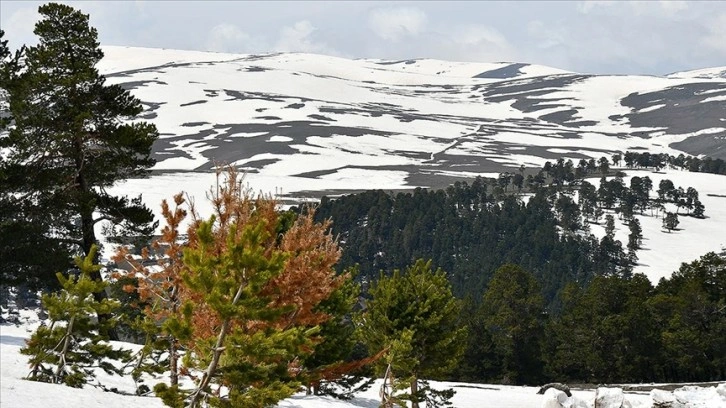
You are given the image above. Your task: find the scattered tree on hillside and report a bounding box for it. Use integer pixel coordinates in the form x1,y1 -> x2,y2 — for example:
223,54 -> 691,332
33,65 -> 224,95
605,214 -> 616,237
684,187 -> 699,215
555,194 -> 581,233
512,173 -> 525,193
657,179 -> 675,202
692,199 -> 705,218
579,181 -> 598,223
598,157 -> 610,175
627,218 -> 642,253
663,212 -> 679,232
358,259 -> 467,408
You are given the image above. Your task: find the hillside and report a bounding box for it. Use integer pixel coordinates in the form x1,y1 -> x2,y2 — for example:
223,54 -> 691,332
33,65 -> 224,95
99,46 -> 726,282
98,46 -> 726,190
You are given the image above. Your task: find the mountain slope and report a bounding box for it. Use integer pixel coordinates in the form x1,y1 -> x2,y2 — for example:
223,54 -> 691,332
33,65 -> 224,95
98,47 -> 726,282
98,46 -> 726,189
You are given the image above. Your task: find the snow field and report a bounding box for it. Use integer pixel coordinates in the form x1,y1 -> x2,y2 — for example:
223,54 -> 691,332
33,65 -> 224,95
589,169 -> 726,283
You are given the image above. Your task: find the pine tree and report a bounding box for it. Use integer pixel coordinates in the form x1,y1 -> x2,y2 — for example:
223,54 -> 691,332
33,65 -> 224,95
112,193 -> 190,389
663,212 -> 679,232
1,29 -> 71,291
627,218 -> 642,252
1,4 -> 158,291
598,157 -> 610,175
692,199 -> 705,218
0,29 -> 13,124
152,168 -> 347,408
358,259 -> 467,408
478,264 -> 545,384
297,268 -> 377,398
605,214 -> 616,237
20,246 -> 131,388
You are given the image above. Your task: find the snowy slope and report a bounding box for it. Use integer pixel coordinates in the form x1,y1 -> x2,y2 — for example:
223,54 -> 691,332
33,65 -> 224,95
4,311 -> 725,408
97,46 -> 726,183
94,46 -> 726,283
588,169 -> 726,282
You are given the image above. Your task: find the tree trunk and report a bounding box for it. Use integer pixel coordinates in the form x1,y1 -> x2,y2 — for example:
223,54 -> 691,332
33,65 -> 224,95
188,281 -> 246,408
55,315 -> 75,382
74,137 -> 117,340
169,337 -> 178,387
410,376 -> 419,408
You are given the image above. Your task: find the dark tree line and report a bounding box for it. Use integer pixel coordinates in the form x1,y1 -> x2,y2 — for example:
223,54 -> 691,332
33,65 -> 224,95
436,253 -> 726,386
312,177 -> 633,306
623,151 -> 726,175
544,252 -> 725,384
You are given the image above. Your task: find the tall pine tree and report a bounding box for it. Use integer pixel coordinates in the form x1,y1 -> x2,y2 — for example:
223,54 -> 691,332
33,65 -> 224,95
478,264 -> 545,384
0,4 -> 158,291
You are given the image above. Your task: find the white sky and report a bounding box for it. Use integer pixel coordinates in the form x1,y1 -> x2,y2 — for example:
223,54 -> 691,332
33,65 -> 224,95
1,1 -> 726,75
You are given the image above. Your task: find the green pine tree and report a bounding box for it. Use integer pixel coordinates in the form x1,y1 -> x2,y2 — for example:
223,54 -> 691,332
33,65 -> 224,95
1,29 -> 71,291
1,3 -> 158,291
158,217 -> 307,408
20,245 -> 131,388
478,264 -> 545,384
358,259 -> 467,408
663,212 -> 679,232
298,268 -> 374,398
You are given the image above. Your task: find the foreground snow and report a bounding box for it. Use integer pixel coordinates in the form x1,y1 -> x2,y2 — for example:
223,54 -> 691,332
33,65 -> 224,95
2,309 -> 724,408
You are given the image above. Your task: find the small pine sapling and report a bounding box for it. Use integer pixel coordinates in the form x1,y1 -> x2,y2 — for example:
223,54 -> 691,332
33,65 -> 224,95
21,246 -> 131,388
112,193 -> 191,390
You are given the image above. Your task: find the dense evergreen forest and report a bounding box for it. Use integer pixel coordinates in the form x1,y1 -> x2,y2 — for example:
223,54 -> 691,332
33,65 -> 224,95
315,184 -> 614,304
309,156 -> 725,384
312,154 -> 707,306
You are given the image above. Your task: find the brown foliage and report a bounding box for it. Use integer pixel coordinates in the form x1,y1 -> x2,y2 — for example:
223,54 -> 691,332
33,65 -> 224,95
116,167 -> 353,392
179,167 -> 345,340
112,193 -> 187,317
265,213 -> 345,328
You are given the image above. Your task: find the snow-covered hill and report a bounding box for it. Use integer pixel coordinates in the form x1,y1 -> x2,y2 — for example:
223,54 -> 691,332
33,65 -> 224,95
99,46 -> 726,282
98,46 -> 726,186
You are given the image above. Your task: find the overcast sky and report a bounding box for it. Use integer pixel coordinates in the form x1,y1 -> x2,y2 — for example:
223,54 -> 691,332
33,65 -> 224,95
2,1 -> 725,75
